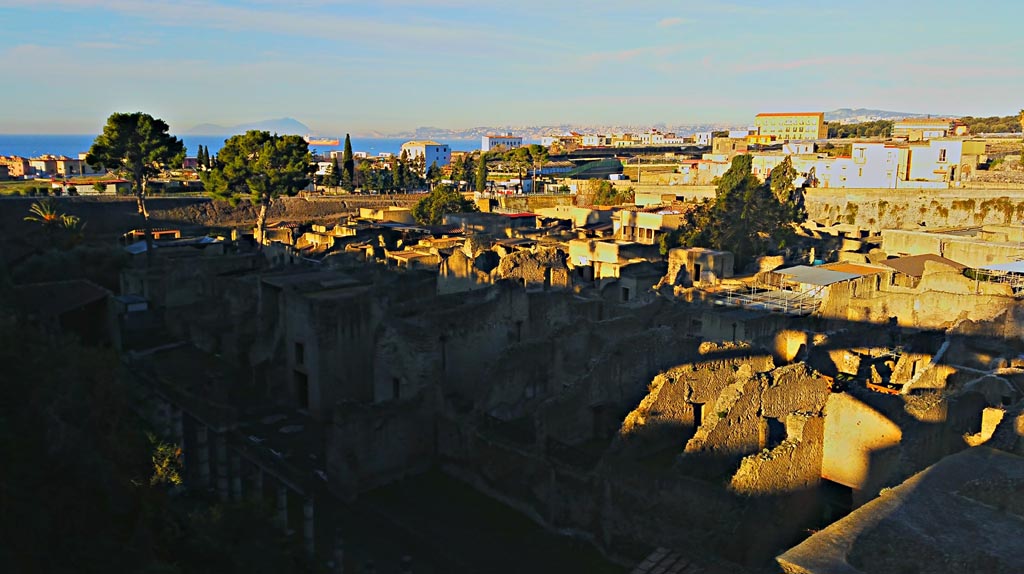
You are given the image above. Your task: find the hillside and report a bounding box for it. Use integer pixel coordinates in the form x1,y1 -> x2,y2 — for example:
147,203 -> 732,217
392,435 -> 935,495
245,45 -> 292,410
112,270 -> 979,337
825,108 -> 951,122
185,117 -> 311,136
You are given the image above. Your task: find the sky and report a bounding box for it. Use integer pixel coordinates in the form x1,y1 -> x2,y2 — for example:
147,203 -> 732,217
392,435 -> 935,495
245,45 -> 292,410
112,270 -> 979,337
0,0 -> 1022,135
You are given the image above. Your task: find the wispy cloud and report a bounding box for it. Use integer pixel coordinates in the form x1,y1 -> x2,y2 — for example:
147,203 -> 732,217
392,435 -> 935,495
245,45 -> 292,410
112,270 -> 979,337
0,0 -> 519,52
579,44 -> 686,66
730,55 -> 869,74
656,17 -> 690,28
76,41 -> 124,50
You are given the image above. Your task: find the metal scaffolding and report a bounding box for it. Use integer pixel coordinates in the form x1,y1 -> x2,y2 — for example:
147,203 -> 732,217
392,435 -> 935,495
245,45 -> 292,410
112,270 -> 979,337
710,283 -> 826,316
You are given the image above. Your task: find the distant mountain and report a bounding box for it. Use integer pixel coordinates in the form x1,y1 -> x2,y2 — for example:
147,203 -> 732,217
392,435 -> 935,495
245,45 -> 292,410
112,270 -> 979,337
825,108 -> 953,122
184,117 -> 311,136
372,123 -> 740,141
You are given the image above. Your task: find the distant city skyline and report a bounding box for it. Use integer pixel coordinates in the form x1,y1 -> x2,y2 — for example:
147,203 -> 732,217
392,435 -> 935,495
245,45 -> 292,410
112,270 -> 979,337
1,0 -> 1021,135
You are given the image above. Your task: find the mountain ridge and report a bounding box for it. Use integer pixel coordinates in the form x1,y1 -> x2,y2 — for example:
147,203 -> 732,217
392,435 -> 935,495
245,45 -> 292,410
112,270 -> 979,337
824,108 -> 954,122
184,117 -> 312,136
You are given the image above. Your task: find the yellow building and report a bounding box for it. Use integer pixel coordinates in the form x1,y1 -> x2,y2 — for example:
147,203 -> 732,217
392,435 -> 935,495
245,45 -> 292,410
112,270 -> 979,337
754,112 -> 827,141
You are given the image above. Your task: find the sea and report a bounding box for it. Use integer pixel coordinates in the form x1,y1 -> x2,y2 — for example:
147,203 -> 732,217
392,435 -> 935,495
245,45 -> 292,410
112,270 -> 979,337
0,134 -> 482,158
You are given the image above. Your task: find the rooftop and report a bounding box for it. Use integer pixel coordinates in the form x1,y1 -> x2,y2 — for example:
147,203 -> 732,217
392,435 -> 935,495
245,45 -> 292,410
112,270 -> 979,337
775,265 -> 863,286
882,254 -> 966,278
12,279 -> 110,317
755,112 -> 824,118
777,447 -> 1024,574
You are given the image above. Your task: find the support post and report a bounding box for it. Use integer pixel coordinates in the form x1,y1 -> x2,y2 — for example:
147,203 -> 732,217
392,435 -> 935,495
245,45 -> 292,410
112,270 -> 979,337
332,531 -> 345,574
230,452 -> 242,501
171,406 -> 184,447
276,485 -> 288,531
251,466 -> 264,502
215,433 -> 229,501
303,498 -> 315,559
196,425 -> 210,488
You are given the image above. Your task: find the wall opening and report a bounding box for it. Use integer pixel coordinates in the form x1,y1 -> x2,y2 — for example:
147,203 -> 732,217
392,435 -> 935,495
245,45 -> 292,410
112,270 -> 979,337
761,417 -> 786,450
820,478 -> 853,523
293,370 -> 309,409
693,402 -> 705,427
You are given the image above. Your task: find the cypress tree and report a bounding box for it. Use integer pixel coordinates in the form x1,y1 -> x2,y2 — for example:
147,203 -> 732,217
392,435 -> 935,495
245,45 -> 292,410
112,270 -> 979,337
341,134 -> 354,189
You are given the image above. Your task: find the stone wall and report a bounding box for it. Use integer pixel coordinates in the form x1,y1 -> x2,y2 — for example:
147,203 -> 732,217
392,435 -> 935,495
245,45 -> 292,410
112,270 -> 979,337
0,195 -> 420,238
636,186 -> 1024,230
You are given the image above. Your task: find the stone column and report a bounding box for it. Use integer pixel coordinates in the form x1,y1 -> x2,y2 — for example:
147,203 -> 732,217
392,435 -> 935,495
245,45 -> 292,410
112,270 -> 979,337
215,433 -> 229,501
276,485 -> 288,531
230,452 -> 242,501
171,407 -> 184,447
171,407 -> 185,475
302,498 -> 315,558
332,531 -> 345,574
251,466 -> 264,502
400,555 -> 412,574
160,399 -> 173,438
196,425 -> 210,488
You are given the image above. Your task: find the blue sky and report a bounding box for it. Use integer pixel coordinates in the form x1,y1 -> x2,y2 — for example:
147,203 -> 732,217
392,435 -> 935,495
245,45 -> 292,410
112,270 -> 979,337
1,0 -> 1021,134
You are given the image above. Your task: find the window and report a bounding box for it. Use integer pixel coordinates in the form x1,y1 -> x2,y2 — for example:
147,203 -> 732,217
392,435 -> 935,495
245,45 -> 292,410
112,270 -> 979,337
294,342 -> 304,365
938,149 -> 947,162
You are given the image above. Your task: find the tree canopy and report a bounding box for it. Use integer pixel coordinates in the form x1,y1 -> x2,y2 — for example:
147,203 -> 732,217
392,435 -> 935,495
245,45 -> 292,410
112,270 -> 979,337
201,130 -> 312,241
826,120 -> 893,138
411,183 -> 476,225
661,154 -> 805,264
475,154 -> 488,192
86,112 -> 184,258
86,113 -> 185,193
959,114 -> 1022,134
586,180 -> 634,206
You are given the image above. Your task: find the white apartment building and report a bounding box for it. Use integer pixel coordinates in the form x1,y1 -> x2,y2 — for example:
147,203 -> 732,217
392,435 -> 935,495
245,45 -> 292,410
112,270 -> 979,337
400,140 -> 451,172
481,133 -> 523,152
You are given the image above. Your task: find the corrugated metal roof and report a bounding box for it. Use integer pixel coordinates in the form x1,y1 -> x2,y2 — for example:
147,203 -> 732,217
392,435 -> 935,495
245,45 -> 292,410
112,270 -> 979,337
980,261 -> 1024,274
882,254 -> 966,278
776,265 -> 862,286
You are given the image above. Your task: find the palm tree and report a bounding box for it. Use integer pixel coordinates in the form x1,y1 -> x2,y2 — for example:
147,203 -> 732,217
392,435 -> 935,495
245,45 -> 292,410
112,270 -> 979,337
24,198 -> 82,232
24,198 -> 63,228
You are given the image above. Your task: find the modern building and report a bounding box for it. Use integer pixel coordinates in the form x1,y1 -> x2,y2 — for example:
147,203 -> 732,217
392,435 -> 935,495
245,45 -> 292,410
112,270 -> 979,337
481,133 -> 523,152
400,140 -> 451,172
29,156 -> 58,177
754,112 -> 828,141
0,156 -> 31,178
892,118 -> 964,141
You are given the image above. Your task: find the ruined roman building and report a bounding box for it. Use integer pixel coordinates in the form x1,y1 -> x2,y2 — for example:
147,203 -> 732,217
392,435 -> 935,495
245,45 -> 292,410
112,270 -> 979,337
93,190 -> 1024,574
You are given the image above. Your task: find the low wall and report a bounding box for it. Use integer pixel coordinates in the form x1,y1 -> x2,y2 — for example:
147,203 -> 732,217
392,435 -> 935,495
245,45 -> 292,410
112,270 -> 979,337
0,194 -> 421,237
